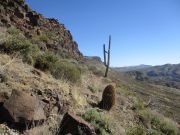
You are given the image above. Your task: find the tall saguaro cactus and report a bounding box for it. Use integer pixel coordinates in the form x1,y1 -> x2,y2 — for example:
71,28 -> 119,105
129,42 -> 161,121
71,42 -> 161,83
103,35 -> 111,77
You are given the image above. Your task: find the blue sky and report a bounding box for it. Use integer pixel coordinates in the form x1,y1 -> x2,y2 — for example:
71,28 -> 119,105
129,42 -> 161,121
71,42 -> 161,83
26,0 -> 180,67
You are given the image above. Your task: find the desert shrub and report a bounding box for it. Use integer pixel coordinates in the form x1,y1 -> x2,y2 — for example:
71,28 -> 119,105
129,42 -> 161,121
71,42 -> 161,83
7,27 -> 21,35
139,109 -> 152,121
151,115 -> 161,129
83,109 -> 112,135
31,34 -> 49,44
147,129 -> 162,135
0,36 -> 40,64
88,84 -> 98,93
138,109 -> 178,135
126,125 -> 146,135
160,122 -> 177,135
1,37 -> 29,53
31,29 -> 56,44
88,65 -> 104,76
34,53 -> 81,83
34,52 -> 58,71
151,114 -> 178,135
51,60 -> 81,83
38,34 -> 49,43
44,29 -> 57,40
134,99 -> 145,110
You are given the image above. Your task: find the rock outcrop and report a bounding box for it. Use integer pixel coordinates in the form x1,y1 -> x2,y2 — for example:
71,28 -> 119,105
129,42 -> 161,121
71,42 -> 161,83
59,112 -> 96,135
0,0 -> 82,59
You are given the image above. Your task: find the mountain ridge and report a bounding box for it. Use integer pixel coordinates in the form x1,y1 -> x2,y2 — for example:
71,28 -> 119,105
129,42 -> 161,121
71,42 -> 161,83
0,0 -> 82,59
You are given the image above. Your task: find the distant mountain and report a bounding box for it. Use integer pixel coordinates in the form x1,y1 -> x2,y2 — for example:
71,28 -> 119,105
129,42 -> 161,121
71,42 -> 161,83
113,64 -> 152,72
124,63 -> 180,89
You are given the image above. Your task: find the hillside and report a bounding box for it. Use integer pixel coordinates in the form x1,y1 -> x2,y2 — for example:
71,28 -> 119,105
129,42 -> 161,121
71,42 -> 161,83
0,0 -> 179,135
115,63 -> 180,123
0,0 -> 82,58
124,64 -> 180,89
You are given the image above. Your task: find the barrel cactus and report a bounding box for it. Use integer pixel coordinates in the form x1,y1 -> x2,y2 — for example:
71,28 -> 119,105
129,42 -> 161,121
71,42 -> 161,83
99,85 -> 115,111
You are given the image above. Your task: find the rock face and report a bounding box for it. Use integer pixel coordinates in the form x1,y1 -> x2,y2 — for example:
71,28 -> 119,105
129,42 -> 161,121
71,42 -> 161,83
0,89 -> 46,125
0,0 -> 82,59
59,112 -> 96,135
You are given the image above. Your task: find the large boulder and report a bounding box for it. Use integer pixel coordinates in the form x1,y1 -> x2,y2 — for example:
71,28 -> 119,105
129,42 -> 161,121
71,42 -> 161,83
59,112 -> 96,135
0,90 -> 46,125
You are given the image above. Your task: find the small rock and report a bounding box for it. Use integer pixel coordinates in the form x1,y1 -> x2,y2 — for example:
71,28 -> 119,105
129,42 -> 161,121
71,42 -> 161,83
59,112 -> 96,135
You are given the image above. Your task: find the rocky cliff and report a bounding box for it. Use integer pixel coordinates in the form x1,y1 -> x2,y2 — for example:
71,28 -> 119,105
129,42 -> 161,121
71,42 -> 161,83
0,0 -> 82,58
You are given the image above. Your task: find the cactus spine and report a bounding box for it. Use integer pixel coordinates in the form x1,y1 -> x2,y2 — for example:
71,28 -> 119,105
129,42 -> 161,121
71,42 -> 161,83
104,35 -> 111,77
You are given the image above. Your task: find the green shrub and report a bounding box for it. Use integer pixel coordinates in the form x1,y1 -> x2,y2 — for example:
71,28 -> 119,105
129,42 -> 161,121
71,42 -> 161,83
34,52 -> 58,71
1,37 -> 28,53
31,30 -> 55,44
83,109 -> 111,135
134,99 -> 145,110
51,60 -> 81,83
138,109 -> 178,135
31,34 -> 49,44
151,114 -> 178,135
88,65 -> 104,76
7,27 -> 21,35
126,125 -> 146,135
38,34 -> 49,43
88,84 -> 98,93
0,37 -> 40,64
151,115 -> 161,129
34,53 -> 81,83
160,121 -> 177,135
147,129 -> 162,135
139,109 -> 152,122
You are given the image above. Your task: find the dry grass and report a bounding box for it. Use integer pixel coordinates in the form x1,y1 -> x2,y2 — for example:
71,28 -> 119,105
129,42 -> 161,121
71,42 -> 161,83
0,54 -> 71,95
71,85 -> 87,107
0,53 -> 179,135
24,125 -> 51,135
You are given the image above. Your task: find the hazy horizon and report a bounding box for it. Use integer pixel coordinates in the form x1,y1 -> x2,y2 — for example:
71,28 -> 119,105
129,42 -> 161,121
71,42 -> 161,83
26,0 -> 180,67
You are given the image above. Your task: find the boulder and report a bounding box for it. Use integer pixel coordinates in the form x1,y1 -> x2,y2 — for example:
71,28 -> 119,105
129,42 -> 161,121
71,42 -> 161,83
26,12 -> 40,26
59,112 -> 96,135
0,90 -> 46,125
14,7 -> 24,19
15,0 -> 24,6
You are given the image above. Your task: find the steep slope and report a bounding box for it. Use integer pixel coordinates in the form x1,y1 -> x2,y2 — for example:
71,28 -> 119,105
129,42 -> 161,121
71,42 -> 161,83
0,0 -> 179,135
115,63 -> 180,123
0,0 -> 82,58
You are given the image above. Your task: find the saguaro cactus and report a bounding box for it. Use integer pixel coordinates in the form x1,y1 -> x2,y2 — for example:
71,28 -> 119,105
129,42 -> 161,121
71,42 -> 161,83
103,35 -> 111,77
